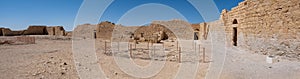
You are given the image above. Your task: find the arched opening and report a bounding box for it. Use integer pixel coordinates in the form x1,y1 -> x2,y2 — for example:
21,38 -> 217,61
232,19 -> 238,46
233,19 -> 238,24
194,32 -> 199,40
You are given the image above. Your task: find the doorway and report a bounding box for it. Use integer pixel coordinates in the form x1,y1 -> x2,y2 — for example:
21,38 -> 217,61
233,27 -> 237,46
194,32 -> 199,40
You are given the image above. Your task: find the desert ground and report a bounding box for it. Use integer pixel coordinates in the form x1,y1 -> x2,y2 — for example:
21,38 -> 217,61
0,36 -> 299,79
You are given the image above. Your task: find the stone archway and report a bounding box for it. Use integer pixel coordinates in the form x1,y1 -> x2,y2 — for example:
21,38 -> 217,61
233,19 -> 238,24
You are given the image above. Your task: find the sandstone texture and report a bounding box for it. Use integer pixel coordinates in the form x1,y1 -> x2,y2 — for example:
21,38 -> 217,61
1,26 -> 67,36
1,28 -> 24,36
46,26 -> 66,36
23,26 -> 48,35
221,0 -> 300,60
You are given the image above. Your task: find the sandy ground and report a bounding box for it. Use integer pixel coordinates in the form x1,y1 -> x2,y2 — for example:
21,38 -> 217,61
0,38 -> 299,79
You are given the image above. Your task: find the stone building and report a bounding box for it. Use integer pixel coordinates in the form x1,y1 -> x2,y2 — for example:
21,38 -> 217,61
221,0 -> 300,55
1,28 -> 24,36
23,26 -> 48,35
46,26 -> 66,36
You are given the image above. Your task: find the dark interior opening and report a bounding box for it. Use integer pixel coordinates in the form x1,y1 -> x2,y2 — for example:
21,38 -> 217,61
233,27 -> 237,46
194,32 -> 199,40
233,19 -> 238,24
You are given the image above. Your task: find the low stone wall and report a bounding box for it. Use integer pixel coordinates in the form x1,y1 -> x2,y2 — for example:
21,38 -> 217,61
0,36 -> 35,45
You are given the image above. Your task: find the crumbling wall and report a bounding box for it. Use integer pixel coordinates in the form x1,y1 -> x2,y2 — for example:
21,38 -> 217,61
152,20 -> 194,40
54,26 -> 65,36
46,26 -> 66,36
111,25 -> 140,42
23,26 -> 48,35
133,24 -> 176,41
65,31 -> 72,37
193,23 -> 209,40
221,0 -> 300,57
2,28 -> 24,36
0,36 -> 35,45
96,21 -> 115,40
46,27 -> 55,35
0,28 -> 3,36
73,24 -> 96,39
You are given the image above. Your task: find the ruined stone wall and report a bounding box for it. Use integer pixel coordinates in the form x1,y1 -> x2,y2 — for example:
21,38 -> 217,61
73,24 -> 97,39
23,26 -> 48,35
0,36 -> 35,45
54,26 -> 65,36
46,26 -> 66,36
153,20 -> 194,40
111,25 -> 140,42
96,21 -> 115,40
2,28 -> 24,36
46,27 -> 55,35
0,28 -> 3,36
133,24 -> 176,41
221,0 -> 300,56
192,23 -> 211,40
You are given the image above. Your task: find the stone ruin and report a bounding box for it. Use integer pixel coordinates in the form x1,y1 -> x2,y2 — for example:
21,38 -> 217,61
0,25 -> 70,45
0,36 -> 35,45
73,21 -> 178,43
71,0 -> 298,61
220,0 -> 300,60
0,25 -> 68,36
74,20 -> 194,44
132,23 -> 176,43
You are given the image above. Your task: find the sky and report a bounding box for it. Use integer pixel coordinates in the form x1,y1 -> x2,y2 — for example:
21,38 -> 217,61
0,0 -> 243,31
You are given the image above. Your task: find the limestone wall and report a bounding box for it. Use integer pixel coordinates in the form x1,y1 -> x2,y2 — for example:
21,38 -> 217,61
46,26 -> 66,36
0,28 -> 3,36
111,25 -> 140,42
96,21 -> 115,40
1,28 -> 24,36
73,24 -> 96,39
221,0 -> 300,56
133,24 -> 176,41
23,26 -> 48,35
153,20 -> 194,40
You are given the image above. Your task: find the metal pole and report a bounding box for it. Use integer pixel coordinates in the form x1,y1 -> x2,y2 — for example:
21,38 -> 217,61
199,44 -> 201,62
177,41 -> 179,51
147,41 -> 149,49
104,41 -> 106,54
163,42 -> 165,48
130,44 -> 132,58
203,47 -> 205,63
179,47 -> 181,63
154,46 -> 156,58
194,42 -> 196,54
134,41 -> 136,49
118,41 -> 119,51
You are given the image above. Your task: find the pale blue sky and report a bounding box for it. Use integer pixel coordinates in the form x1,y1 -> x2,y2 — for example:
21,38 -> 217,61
0,0 -> 243,31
